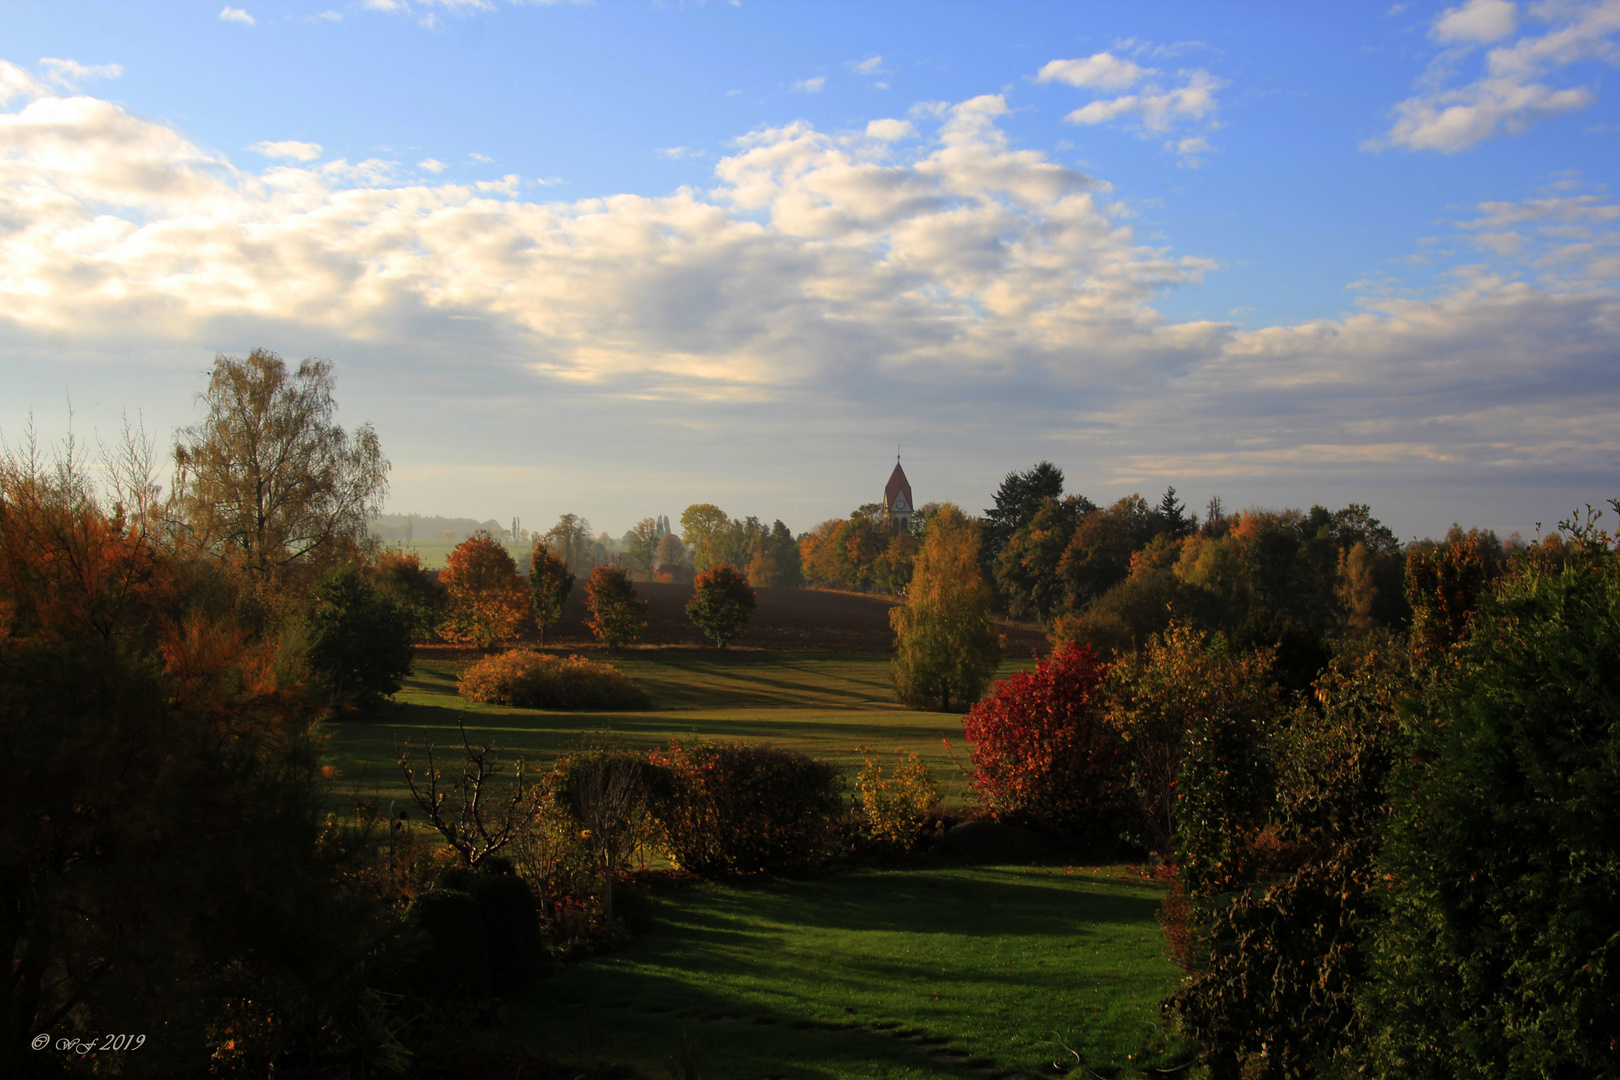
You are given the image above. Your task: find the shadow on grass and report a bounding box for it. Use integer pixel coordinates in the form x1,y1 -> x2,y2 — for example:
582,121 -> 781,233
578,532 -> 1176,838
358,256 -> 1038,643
510,866 -> 1184,1079
675,871 -> 1162,938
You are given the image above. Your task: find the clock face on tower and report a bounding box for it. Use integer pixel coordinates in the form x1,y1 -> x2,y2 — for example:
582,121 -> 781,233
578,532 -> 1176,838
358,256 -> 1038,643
894,495 -> 908,511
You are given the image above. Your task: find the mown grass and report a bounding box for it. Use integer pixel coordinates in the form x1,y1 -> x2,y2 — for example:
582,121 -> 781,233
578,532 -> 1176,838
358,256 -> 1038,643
322,650 -> 1037,810
325,648 -> 1188,1077
512,864 -> 1189,1079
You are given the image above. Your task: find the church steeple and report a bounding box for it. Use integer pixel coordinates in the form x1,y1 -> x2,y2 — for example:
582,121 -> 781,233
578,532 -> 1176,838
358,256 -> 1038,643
884,456 -> 913,533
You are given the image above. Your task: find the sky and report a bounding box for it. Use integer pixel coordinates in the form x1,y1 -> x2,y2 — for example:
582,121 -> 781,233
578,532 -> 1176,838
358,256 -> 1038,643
2,0 -> 1618,542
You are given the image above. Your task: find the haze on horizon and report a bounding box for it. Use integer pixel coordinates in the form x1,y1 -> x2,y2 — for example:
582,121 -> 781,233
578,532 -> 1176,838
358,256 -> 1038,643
2,0 -> 1617,543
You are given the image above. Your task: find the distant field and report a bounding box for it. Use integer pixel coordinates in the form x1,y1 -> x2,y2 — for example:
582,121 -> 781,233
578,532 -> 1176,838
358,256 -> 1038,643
512,864 -> 1189,1079
370,566 -> 1053,656
322,649 -> 1038,811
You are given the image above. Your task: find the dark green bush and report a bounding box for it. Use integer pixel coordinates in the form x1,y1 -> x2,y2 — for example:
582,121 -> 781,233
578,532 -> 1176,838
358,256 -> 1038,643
1170,643 -> 1409,1080
404,889 -> 490,998
457,650 -> 649,710
1366,524 -> 1620,1079
439,862 -> 544,994
305,565 -> 414,708
646,740 -> 844,876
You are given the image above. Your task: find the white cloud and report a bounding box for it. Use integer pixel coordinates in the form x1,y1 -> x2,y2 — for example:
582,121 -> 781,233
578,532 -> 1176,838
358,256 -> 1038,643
1063,69 -> 1223,132
251,139 -> 323,162
469,152 -> 493,162
418,157 -> 446,172
864,118 -> 917,141
1036,52 -> 1151,90
1373,0 -> 1620,151
38,59 -> 123,89
1040,47 -> 1224,162
219,6 -> 256,26
658,146 -> 703,160
792,76 -> 826,93
1433,0 -> 1519,44
849,55 -> 884,76
0,61 -> 44,104
475,173 -> 521,195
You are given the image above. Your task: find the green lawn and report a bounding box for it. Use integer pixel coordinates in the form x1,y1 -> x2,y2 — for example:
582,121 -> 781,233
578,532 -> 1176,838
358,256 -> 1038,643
512,864 -> 1188,1079
324,648 -> 1188,1078
323,650 -> 1037,810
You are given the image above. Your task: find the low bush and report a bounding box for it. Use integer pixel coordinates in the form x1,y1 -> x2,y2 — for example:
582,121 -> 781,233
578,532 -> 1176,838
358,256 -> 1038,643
960,643 -> 1128,847
404,888 -> 491,998
647,740 -> 844,876
855,746 -> 940,849
440,861 -> 545,994
458,650 -> 649,710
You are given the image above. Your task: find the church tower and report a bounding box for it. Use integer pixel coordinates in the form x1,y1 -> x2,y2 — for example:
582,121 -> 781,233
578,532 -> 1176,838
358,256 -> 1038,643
884,457 -> 914,534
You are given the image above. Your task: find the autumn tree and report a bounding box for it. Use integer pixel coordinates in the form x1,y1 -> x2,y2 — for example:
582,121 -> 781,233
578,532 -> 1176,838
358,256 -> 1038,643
586,564 -> 647,648
441,530 -> 531,647
681,504 -> 766,573
545,513 -> 594,575
798,518 -> 846,587
304,565 -> 414,708
1367,515 -> 1620,1078
172,348 -> 388,580
374,548 -> 445,641
983,460 -> 1066,563
654,532 -> 688,577
687,564 -> 756,648
873,529 -> 919,595
528,540 -> 574,646
0,441 -> 345,1074
623,517 -> 662,580
746,519 -> 804,588
1404,530 -> 1500,665
995,495 -> 1092,622
1059,494 -> 1160,608
891,503 -> 1003,712
680,503 -> 733,573
1105,623 -> 1280,868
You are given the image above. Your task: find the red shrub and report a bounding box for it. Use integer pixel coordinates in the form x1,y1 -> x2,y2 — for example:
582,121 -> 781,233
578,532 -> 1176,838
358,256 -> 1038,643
960,643 -> 1127,844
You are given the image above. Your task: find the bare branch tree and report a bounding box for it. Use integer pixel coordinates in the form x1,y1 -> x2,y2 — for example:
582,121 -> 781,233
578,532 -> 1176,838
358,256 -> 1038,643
561,751 -> 648,926
396,718 -> 537,868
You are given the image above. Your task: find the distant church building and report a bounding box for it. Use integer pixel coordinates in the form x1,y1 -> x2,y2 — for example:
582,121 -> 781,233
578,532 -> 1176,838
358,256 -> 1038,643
884,457 -> 914,533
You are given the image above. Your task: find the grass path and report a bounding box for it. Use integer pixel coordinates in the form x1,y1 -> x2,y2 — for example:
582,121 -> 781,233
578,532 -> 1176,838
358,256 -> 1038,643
512,864 -> 1187,1079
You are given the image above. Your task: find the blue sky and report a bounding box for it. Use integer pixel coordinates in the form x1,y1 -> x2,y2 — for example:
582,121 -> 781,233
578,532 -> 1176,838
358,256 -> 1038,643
2,0 -> 1618,541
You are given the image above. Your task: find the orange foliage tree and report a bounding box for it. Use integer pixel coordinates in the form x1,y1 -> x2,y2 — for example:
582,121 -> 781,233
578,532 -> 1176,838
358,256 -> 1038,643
0,446 -> 332,1074
440,530 -> 530,647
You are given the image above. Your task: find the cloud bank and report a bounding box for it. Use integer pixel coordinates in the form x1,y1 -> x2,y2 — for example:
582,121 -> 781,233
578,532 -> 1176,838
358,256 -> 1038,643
0,59 -> 1616,522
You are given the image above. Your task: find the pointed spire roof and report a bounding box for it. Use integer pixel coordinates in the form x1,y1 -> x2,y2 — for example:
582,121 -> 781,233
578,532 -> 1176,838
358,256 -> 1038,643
885,459 -> 912,510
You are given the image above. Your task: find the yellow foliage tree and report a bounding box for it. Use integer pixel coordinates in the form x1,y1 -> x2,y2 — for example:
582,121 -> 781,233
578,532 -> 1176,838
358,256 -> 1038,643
891,503 -> 1002,711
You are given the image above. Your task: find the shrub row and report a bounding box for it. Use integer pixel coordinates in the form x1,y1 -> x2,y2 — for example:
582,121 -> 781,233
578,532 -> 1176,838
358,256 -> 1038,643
647,740 -> 845,876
